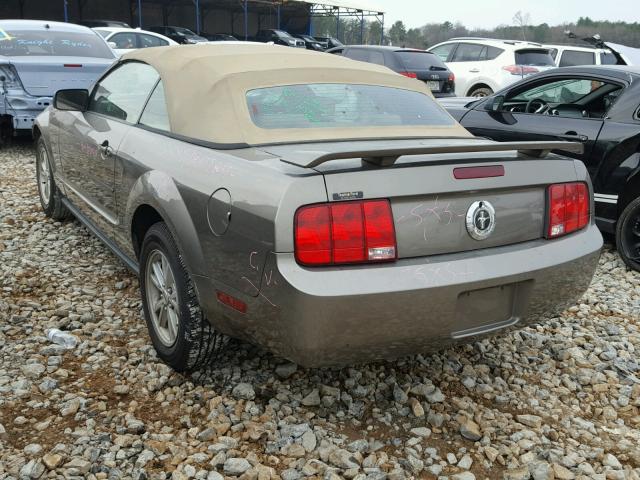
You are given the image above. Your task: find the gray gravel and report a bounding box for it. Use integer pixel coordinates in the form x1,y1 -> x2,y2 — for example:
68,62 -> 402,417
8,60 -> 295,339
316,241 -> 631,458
1,143 -> 639,480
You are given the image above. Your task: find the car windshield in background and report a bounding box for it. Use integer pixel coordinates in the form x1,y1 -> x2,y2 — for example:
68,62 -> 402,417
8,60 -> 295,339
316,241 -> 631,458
515,49 -> 555,66
0,30 -> 113,58
397,51 -> 448,71
174,27 -> 197,35
246,83 -> 455,129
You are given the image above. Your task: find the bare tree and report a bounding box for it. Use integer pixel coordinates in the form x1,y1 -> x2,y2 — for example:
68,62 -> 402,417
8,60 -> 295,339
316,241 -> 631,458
513,11 -> 531,40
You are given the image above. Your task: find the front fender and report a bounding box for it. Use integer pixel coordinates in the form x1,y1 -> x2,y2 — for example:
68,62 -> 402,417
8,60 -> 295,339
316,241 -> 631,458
124,170 -> 207,277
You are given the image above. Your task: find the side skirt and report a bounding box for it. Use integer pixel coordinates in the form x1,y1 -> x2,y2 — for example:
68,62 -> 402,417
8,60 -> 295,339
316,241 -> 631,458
62,198 -> 140,275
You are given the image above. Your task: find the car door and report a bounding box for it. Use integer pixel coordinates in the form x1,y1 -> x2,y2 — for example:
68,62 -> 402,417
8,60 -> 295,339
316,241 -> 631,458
58,61 -> 160,234
459,76 -> 612,166
447,43 -> 487,96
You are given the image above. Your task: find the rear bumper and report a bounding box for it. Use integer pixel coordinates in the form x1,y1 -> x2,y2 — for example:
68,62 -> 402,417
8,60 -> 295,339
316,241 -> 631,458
198,225 -> 602,367
0,89 -> 51,132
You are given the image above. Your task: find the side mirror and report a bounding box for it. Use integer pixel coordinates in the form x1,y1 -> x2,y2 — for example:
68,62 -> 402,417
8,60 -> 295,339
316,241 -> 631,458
107,41 -> 117,49
484,95 -> 505,112
54,89 -> 89,111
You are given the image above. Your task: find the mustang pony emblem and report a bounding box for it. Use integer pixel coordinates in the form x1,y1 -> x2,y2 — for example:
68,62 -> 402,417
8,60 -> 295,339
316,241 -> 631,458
466,201 -> 496,240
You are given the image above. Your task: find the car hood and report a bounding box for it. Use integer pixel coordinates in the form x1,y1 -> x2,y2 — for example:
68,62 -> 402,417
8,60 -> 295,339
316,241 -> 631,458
7,56 -> 114,96
604,42 -> 640,66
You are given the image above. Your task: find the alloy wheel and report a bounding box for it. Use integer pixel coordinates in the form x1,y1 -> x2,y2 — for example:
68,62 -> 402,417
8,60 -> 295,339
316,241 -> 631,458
621,212 -> 640,263
37,143 -> 51,208
145,249 -> 180,347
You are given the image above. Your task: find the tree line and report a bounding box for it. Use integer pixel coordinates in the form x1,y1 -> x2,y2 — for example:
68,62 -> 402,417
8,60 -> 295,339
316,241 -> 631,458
311,16 -> 640,49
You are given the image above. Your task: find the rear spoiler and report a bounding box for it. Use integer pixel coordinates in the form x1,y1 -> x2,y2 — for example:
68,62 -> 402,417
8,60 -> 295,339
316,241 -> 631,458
281,141 -> 584,168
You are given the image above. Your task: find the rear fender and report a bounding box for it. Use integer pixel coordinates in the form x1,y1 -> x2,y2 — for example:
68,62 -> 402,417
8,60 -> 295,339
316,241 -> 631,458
124,170 -> 206,277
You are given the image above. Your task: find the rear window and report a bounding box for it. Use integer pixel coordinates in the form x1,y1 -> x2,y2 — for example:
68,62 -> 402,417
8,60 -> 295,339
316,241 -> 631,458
396,51 -> 448,71
515,49 -> 555,66
246,83 -> 455,129
0,30 -> 114,58
601,51 -> 619,65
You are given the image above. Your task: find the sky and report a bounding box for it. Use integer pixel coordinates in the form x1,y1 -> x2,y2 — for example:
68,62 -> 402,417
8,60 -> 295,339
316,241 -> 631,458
378,0 -> 640,29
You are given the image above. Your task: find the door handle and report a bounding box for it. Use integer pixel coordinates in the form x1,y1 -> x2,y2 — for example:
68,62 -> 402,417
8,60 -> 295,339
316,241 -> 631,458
99,140 -> 114,157
560,131 -> 588,143
469,68 -> 480,73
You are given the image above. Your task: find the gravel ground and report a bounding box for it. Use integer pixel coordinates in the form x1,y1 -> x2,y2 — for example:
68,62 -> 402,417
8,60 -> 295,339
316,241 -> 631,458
1,142 -> 639,480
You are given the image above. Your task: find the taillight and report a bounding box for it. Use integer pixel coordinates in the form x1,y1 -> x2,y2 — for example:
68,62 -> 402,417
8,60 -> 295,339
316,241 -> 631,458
448,72 -> 455,82
546,182 -> 589,238
294,200 -> 397,266
400,71 -> 417,79
502,65 -> 539,76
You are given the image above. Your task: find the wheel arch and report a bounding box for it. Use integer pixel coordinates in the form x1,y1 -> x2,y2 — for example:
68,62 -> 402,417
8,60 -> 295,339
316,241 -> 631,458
126,171 -> 207,277
619,169 -> 640,217
466,82 -> 494,97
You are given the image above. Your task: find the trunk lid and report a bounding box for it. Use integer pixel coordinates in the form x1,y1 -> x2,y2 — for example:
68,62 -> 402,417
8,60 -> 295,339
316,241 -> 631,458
262,138 -> 583,259
11,56 -> 113,96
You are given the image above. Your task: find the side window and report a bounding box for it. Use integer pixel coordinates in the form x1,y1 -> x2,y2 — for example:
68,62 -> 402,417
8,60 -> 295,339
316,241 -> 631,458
430,43 -> 456,62
345,49 -> 370,62
560,50 -> 596,67
88,62 -> 159,122
368,51 -> 385,66
138,33 -> 168,48
486,46 -> 504,60
139,81 -> 170,131
110,32 -> 137,49
451,43 -> 485,62
548,48 -> 559,60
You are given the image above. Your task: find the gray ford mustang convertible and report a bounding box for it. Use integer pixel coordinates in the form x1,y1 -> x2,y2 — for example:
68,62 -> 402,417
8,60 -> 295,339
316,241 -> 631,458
34,44 -> 602,370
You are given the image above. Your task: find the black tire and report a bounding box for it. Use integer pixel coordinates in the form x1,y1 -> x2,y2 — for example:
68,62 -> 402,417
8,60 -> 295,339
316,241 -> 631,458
468,86 -> 493,98
139,222 -> 227,372
615,196 -> 640,271
35,136 -> 71,221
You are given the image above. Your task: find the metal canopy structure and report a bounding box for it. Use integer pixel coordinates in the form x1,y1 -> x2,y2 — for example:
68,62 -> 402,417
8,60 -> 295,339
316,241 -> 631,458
48,0 -> 384,43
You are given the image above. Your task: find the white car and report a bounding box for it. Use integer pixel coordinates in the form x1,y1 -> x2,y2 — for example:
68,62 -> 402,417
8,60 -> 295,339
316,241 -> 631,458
93,27 -> 177,56
544,44 -> 619,67
428,38 -> 555,97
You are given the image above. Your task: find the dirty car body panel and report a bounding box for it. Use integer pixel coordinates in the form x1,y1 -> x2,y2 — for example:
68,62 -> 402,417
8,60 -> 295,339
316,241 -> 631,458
35,44 -> 602,367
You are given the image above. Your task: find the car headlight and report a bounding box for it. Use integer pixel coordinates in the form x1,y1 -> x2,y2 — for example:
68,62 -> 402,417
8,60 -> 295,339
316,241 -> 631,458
288,39 -> 296,45
0,64 -> 23,90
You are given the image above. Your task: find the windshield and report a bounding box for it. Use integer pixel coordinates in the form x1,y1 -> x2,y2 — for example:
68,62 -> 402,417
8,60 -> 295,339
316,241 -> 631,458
515,49 -> 555,66
0,30 -> 114,58
274,30 -> 295,39
511,79 -> 604,103
397,51 -> 448,71
174,27 -> 197,36
246,83 -> 455,129
95,30 -> 110,38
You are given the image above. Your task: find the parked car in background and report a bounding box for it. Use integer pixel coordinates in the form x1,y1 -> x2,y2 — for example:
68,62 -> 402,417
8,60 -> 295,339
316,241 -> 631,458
441,65 -> 640,271
78,19 -> 131,28
428,38 -> 555,97
204,33 -> 237,42
34,44 -> 601,370
314,36 -> 342,50
545,44 -> 619,67
0,19 -> 115,139
94,27 -> 177,56
253,29 -> 305,48
295,34 -> 325,51
330,45 -> 455,97
148,26 -> 207,44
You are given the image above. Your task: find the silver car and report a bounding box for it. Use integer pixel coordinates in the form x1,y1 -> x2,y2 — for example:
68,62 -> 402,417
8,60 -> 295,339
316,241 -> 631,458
34,44 -> 602,370
0,19 -> 115,139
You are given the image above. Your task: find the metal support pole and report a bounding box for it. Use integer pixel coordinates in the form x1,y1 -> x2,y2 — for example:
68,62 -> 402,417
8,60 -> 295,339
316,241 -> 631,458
336,8 -> 339,41
243,0 -> 248,41
380,15 -> 384,45
277,3 -> 280,30
360,11 -> 364,44
137,0 -> 143,28
63,0 -> 69,22
195,0 -> 201,34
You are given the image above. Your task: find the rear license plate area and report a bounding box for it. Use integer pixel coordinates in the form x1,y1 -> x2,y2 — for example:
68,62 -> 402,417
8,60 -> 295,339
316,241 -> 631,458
452,281 -> 532,338
427,80 -> 440,92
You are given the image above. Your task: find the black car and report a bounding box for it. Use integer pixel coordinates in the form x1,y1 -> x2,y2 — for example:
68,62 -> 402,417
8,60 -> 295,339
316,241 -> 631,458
329,46 -> 456,98
442,65 -> 640,270
295,34 -> 325,51
314,36 -> 342,50
148,26 -> 207,44
253,29 -> 305,48
79,19 -> 131,28
204,33 -> 237,42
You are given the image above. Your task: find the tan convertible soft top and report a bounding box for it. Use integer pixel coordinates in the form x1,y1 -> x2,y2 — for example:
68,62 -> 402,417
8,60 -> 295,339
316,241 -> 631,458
122,43 -> 471,145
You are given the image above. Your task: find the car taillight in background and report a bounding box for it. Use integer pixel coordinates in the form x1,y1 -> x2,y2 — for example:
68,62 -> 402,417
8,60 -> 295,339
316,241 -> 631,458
399,71 -> 418,79
448,72 -> 455,82
0,64 -> 24,90
546,182 -> 589,238
295,199 -> 397,266
502,65 -> 539,76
